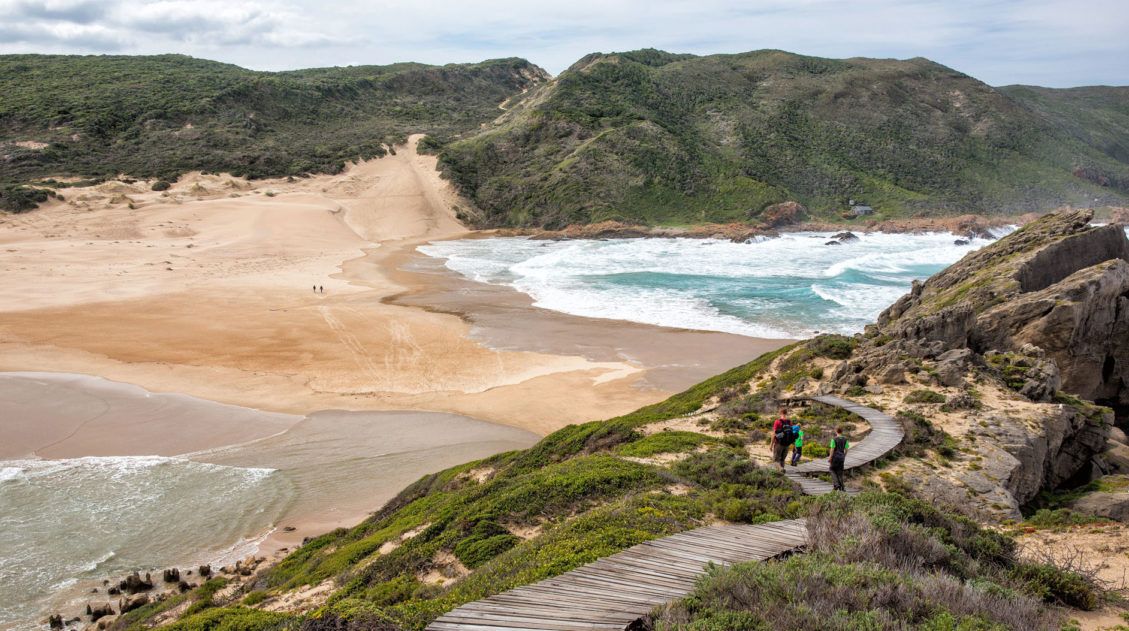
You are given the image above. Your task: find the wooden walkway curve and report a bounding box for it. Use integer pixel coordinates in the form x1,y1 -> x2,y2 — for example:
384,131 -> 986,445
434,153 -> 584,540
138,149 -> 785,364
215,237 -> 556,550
427,394 -> 902,631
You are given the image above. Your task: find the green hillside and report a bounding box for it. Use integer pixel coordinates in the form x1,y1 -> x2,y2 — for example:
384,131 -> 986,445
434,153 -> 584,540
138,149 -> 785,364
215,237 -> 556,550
436,49 -> 1129,228
0,54 -> 547,186
107,334 -> 1105,631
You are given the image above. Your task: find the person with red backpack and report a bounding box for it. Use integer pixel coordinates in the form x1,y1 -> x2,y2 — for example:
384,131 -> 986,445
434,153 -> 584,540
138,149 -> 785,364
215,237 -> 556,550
828,426 -> 850,491
770,408 -> 792,472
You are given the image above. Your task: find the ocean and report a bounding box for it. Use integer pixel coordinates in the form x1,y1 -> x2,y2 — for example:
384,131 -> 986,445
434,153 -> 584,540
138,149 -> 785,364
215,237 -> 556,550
0,457 -> 291,630
418,229 -> 1015,339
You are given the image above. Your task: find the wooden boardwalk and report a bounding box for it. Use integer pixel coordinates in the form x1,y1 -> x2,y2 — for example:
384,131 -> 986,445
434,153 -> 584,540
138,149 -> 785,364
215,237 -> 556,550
427,394 -> 902,631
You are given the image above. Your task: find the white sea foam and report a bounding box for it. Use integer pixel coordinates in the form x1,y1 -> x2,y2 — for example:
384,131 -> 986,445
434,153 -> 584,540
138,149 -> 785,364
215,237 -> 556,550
420,229 -> 1011,338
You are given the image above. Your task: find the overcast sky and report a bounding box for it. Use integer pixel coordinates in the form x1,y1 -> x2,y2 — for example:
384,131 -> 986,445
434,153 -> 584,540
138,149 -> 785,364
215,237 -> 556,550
1,0 -> 1126,87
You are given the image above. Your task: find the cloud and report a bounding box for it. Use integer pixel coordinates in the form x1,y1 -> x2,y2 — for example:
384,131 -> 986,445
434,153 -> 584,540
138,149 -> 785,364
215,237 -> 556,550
4,0 -> 108,24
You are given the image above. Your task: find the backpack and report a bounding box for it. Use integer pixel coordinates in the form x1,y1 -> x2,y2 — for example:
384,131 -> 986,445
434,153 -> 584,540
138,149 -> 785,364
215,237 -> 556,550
774,419 -> 793,444
830,435 -> 848,468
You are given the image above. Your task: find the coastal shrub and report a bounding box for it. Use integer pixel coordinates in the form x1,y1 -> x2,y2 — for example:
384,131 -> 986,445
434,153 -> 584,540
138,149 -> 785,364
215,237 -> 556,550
904,389 -> 947,404
0,184 -> 52,212
453,520 -> 520,568
241,591 -> 268,606
1024,508 -> 1110,530
673,448 -> 802,523
894,410 -> 957,458
453,533 -> 520,568
184,578 -> 231,616
708,415 -> 755,434
651,554 -> 1056,630
809,334 -> 856,359
652,492 -> 1060,629
360,575 -> 421,606
1009,562 -> 1100,610
152,180 -> 172,191
162,607 -> 293,631
616,431 -> 717,457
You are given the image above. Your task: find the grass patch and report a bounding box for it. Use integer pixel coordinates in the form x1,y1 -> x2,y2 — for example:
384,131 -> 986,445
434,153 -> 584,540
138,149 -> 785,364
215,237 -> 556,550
616,431 -> 718,457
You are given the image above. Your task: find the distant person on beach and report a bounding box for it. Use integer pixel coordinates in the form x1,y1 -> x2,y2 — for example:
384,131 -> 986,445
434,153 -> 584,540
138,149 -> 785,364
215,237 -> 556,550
319,285 -> 324,294
829,426 -> 850,491
770,408 -> 791,472
313,285 -> 316,293
790,421 -> 804,466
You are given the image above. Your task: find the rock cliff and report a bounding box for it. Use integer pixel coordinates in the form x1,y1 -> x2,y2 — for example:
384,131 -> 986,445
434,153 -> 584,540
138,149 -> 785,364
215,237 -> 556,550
799,210 -> 1126,518
878,209 -> 1129,411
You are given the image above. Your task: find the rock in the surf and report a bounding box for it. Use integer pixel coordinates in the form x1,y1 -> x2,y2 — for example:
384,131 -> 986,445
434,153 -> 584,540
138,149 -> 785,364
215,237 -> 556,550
162,568 -> 180,583
119,571 -> 153,594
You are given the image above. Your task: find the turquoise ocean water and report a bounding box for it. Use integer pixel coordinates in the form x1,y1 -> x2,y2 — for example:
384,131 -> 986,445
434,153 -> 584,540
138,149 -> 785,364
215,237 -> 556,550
419,229 -> 1017,338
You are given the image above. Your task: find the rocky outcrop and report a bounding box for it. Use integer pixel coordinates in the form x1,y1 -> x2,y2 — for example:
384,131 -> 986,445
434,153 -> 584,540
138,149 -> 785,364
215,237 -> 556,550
818,211 -> 1127,516
877,210 -> 1129,409
760,201 -> 807,228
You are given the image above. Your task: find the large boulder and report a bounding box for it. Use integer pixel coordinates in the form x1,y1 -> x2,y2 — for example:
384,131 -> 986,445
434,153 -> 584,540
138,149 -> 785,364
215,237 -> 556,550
1067,476 -> 1129,522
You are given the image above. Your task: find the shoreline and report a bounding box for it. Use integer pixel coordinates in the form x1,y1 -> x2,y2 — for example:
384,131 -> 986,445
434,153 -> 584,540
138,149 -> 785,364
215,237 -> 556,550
488,212 -> 1032,242
0,372 -> 539,630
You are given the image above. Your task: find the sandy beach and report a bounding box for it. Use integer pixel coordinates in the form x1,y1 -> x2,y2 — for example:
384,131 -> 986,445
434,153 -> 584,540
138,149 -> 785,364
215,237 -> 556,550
0,135 -> 788,435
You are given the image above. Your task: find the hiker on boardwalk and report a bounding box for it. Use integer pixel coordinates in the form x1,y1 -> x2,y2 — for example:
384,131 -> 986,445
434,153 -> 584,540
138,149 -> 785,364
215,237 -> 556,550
829,426 -> 850,491
790,421 -> 804,466
770,408 -> 792,472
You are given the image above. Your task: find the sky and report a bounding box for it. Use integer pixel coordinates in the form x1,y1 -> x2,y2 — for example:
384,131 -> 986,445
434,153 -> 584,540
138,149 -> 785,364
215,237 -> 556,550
1,0 -> 1127,87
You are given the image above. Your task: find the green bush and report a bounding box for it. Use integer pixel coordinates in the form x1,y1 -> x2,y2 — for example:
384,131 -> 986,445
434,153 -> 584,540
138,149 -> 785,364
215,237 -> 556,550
0,185 -> 52,212
616,431 -> 716,457
1009,562 -> 1100,610
151,180 -> 172,191
162,607 -> 292,631
1024,508 -> 1109,530
453,533 -> 520,568
904,389 -> 947,404
809,334 -> 856,360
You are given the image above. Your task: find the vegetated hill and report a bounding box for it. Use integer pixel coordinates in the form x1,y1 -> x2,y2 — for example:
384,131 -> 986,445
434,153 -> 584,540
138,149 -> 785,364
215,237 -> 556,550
1001,85 -> 1129,167
101,212 -> 1127,631
435,49 -> 1129,228
0,54 -> 547,188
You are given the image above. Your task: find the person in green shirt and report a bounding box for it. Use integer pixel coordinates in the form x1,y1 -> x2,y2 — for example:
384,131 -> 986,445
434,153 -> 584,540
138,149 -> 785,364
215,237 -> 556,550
828,427 -> 850,492
789,422 -> 803,466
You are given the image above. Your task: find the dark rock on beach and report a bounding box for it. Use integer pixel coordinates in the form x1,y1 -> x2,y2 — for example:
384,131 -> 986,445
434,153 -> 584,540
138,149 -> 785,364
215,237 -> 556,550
118,594 -> 149,614
86,604 -> 113,622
